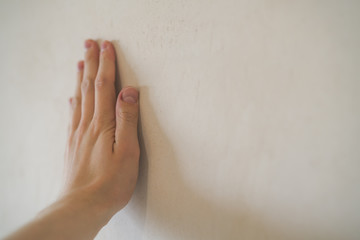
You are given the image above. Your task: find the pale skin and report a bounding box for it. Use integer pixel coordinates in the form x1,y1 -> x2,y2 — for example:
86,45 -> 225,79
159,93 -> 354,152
5,39 -> 140,240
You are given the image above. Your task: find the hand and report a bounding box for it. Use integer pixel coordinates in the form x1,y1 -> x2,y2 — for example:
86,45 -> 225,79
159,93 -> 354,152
5,39 -> 140,240
63,39 -> 140,215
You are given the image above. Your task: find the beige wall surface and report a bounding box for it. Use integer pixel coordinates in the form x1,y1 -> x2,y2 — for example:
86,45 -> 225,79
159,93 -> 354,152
0,0 -> 359,239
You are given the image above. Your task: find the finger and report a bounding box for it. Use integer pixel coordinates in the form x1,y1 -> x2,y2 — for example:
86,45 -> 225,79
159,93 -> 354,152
80,39 -> 99,127
70,61 -> 84,132
93,41 -> 116,125
68,97 -> 73,136
114,87 -> 140,156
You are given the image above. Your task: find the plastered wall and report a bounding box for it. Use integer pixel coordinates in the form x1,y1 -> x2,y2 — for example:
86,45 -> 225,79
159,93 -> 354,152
0,1 -> 359,239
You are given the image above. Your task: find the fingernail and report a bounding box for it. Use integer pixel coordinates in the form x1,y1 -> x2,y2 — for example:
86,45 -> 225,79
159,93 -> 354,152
85,40 -> 92,49
77,61 -> 84,71
122,87 -> 139,103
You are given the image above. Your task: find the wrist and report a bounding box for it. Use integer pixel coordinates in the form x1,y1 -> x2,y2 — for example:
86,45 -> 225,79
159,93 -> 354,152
38,187 -> 114,238
54,186 -> 115,226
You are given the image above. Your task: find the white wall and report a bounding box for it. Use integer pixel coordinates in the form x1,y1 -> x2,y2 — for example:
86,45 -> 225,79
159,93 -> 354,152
0,1 -> 359,239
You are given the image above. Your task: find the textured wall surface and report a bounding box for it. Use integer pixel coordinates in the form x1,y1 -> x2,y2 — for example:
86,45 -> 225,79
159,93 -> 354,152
0,1 -> 359,239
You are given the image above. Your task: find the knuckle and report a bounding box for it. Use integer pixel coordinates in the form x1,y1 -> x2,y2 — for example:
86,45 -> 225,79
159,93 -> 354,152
91,116 -> 115,137
117,143 -> 140,159
118,110 -> 138,124
76,125 -> 87,139
95,77 -> 107,89
73,133 -> 83,147
89,119 -> 103,137
71,97 -> 81,109
81,77 -> 92,92
67,131 -> 75,145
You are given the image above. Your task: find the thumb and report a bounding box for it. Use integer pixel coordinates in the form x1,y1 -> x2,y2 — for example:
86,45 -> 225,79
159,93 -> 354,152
114,87 -> 140,154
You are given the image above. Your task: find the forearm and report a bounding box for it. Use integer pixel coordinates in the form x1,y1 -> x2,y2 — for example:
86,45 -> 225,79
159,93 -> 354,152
5,190 -> 113,240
